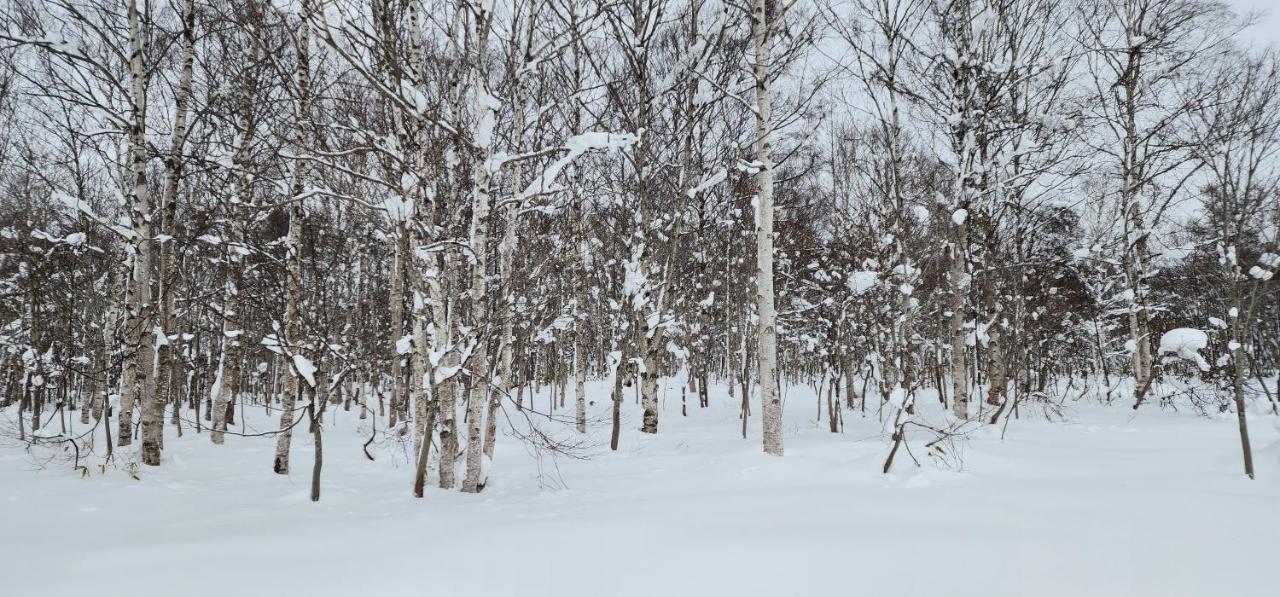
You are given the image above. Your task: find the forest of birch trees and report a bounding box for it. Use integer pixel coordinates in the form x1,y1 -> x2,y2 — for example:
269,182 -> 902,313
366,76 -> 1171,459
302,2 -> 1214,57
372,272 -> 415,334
0,0 -> 1277,496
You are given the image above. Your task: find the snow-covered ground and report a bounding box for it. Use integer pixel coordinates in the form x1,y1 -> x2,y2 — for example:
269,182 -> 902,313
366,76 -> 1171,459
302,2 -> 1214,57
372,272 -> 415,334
2,379 -> 1278,597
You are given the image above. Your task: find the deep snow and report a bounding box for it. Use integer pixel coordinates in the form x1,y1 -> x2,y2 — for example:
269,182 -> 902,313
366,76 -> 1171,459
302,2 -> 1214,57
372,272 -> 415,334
2,378 -> 1278,597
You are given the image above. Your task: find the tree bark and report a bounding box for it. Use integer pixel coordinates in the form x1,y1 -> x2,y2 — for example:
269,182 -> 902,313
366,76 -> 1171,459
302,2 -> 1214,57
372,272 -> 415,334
752,0 -> 783,456
120,1 -> 160,464
273,0 -> 312,475
462,3 -> 496,493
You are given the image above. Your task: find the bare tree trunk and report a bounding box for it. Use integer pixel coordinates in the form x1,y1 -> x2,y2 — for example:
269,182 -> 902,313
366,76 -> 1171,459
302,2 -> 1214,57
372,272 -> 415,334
79,366 -> 95,425
410,289 -> 429,460
412,360 -> 437,498
210,15 -> 257,447
438,375 -> 458,488
741,332 -> 751,439
150,0 -> 197,455
573,332 -> 587,433
829,372 -> 840,433
948,242 -> 969,419
610,353 -> 623,451
1230,319 -> 1255,479
983,273 -> 1005,409
1117,8 -> 1155,409
572,206 -> 588,434
639,330 -> 660,434
309,383 -> 325,502
486,47 -> 528,457
100,269 -> 121,425
461,4 -> 495,494
273,0 -> 312,475
120,1 -> 160,464
388,221 -> 408,430
752,0 -> 782,456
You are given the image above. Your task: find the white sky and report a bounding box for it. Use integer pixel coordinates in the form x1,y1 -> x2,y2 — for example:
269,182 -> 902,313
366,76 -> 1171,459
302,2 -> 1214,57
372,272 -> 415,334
1228,0 -> 1280,47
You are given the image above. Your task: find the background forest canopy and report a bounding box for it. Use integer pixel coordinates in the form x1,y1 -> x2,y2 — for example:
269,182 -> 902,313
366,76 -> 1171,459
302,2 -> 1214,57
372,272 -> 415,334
0,0 -> 1277,496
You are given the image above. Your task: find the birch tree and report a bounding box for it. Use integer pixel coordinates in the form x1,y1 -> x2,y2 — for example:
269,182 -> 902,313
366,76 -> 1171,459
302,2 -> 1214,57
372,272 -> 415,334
750,0 -> 783,455
273,0 -> 315,475
1078,0 -> 1235,408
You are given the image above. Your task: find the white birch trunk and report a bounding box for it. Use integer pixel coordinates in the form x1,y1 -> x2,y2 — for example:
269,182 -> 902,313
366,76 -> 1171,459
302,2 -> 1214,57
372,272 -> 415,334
388,222 -> 408,430
273,0 -> 312,474
211,39 -> 258,445
120,0 -> 160,464
752,0 -> 782,456
154,0 -> 197,447
461,2 -> 495,493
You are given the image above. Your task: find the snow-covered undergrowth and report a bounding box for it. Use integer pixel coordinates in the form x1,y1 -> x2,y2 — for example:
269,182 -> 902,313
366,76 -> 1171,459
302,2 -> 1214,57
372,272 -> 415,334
2,379 -> 1278,597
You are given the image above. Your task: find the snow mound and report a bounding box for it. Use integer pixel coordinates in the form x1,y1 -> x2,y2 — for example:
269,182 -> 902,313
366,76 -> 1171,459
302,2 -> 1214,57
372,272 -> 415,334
1158,328 -> 1210,372
847,271 -> 879,295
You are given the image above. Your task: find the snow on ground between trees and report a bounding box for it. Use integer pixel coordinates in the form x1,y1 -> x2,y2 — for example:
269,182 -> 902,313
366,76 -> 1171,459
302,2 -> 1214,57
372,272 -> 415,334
2,379 -> 1278,597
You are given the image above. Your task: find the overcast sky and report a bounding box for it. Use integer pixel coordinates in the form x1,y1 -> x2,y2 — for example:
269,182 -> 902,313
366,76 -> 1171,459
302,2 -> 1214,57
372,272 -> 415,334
1228,0 -> 1280,46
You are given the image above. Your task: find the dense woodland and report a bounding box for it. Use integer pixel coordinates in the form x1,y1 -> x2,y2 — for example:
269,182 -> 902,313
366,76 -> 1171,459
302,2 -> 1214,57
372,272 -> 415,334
0,0 -> 1276,498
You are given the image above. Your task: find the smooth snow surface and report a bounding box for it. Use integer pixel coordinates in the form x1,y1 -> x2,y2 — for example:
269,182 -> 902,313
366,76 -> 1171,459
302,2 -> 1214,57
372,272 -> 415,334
2,380 -> 1278,597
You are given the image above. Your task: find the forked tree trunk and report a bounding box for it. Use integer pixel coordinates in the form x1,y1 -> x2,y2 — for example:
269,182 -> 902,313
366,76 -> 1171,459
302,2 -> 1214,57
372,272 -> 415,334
119,1 -> 160,464
153,0 -> 197,452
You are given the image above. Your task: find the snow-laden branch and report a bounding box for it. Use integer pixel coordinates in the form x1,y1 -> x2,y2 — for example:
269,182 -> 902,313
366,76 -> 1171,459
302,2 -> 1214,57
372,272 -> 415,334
518,131 -> 640,201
